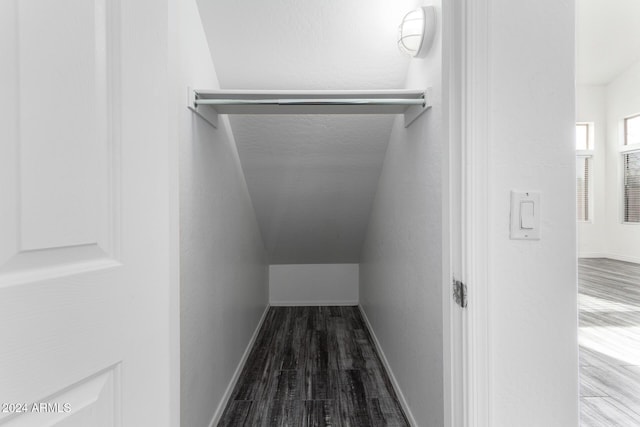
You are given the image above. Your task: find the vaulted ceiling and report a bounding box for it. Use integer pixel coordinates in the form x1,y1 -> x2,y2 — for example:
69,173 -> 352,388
196,0 -> 420,264
577,0 -> 640,85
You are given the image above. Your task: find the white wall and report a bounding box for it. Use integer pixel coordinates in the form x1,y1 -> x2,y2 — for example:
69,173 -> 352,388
577,61 -> 640,263
269,264 -> 358,305
359,2 -> 444,425
603,60 -> 640,263
175,2 -> 269,426
487,0 -> 578,425
577,85 -> 607,256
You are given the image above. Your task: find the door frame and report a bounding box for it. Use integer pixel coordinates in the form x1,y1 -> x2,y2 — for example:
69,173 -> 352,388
442,0 -> 463,424
446,0 -> 492,425
462,0 -> 491,422
462,0 -> 491,425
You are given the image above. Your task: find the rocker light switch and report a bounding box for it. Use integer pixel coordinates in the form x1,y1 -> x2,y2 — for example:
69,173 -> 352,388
520,201 -> 535,229
510,191 -> 540,240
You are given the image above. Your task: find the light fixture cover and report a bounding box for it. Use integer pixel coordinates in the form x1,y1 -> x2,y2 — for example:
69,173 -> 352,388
397,6 -> 436,58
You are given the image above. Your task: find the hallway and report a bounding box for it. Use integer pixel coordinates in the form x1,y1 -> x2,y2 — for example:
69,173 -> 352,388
218,306 -> 409,426
579,258 -> 640,426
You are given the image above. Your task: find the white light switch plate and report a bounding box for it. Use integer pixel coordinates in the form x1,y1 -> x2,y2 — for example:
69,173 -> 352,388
510,191 -> 540,240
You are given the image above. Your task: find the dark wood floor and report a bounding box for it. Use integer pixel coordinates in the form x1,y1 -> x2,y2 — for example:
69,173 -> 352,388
218,306 -> 409,427
579,258 -> 640,426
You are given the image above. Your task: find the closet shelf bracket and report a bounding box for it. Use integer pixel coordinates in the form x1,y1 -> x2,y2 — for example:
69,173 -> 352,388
187,87 -> 432,128
187,86 -> 219,128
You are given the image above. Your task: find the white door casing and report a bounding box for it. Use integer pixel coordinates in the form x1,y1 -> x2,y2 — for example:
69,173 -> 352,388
445,0 -> 492,425
460,0 -> 492,425
442,0 -> 463,425
0,1 -> 178,426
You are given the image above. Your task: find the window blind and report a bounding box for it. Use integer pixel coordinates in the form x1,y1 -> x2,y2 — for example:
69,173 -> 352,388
576,156 -> 590,221
624,151 -> 640,223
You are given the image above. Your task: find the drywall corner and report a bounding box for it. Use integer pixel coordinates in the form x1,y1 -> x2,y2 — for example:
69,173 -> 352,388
176,2 -> 268,427
359,2 -> 445,425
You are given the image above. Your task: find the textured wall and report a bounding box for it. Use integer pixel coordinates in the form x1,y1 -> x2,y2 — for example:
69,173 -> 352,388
195,0 -> 421,265
488,0 -> 578,425
176,2 -> 268,426
359,3 -> 444,425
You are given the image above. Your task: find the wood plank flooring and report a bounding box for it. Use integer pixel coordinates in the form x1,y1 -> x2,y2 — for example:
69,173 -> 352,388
218,306 -> 409,427
579,258 -> 640,426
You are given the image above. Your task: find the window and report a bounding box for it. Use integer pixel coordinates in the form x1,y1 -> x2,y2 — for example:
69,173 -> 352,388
576,123 -> 593,221
624,114 -> 640,146
623,151 -> 640,223
576,123 -> 591,150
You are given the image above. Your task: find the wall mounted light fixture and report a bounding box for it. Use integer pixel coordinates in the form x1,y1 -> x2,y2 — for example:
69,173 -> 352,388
397,6 -> 436,58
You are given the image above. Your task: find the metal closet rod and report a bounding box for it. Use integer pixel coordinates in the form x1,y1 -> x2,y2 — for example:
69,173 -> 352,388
186,87 -> 432,128
193,98 -> 425,107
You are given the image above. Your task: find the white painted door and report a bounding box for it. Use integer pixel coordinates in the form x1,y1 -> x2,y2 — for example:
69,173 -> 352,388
0,1 -> 177,426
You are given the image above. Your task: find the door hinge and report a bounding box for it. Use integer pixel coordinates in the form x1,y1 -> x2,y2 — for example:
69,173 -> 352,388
453,278 -> 467,308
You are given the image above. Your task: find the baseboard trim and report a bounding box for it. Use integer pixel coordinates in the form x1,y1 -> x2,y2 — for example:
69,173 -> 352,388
269,300 -> 359,306
580,253 -> 640,264
358,305 -> 417,426
607,254 -> 640,264
579,252 -> 608,259
208,304 -> 270,427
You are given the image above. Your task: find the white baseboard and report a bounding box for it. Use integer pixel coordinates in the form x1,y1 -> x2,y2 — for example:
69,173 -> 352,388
358,305 -> 417,427
604,253 -> 640,264
270,300 -> 359,306
579,253 -> 640,264
578,252 -> 608,259
208,304 -> 270,427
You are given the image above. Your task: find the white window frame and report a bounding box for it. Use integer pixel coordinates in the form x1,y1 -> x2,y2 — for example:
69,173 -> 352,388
620,146 -> 640,225
576,122 -> 594,222
576,122 -> 593,150
624,113 -> 640,146
618,114 -> 640,224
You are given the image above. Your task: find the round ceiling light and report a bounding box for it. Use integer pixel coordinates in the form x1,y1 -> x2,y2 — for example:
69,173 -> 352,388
397,6 -> 436,58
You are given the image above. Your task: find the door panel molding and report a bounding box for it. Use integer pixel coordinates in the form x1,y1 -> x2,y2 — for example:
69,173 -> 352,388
0,0 -> 122,285
0,246 -> 120,288
0,364 -> 122,426
1,1 -> 175,425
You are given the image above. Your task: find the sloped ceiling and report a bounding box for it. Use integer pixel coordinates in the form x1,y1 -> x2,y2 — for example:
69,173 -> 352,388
577,0 -> 640,85
196,0 -> 419,264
